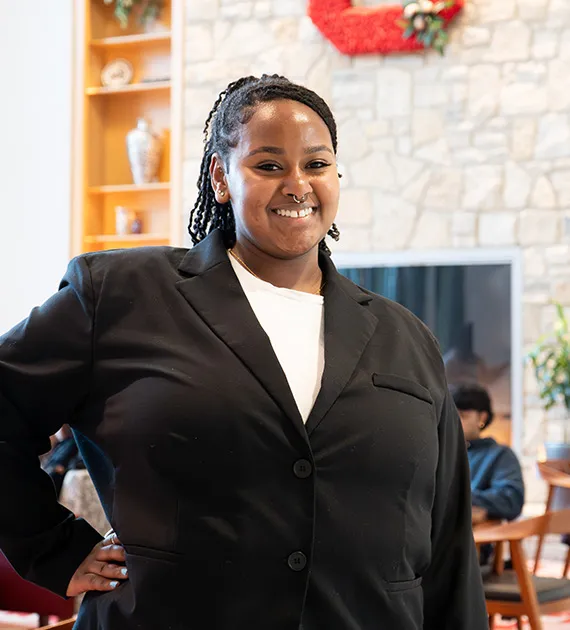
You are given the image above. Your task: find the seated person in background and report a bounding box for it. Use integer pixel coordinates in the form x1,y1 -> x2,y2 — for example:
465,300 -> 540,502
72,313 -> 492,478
451,383 -> 524,524
41,424 -> 85,497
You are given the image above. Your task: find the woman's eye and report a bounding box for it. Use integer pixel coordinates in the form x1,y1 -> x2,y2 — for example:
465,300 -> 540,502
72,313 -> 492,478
256,161 -> 330,172
257,163 -> 281,172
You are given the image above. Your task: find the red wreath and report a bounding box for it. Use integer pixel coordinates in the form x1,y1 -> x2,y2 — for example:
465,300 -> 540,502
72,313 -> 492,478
308,0 -> 464,56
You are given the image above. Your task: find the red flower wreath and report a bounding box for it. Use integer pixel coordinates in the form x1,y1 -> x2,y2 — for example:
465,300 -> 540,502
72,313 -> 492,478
308,0 -> 464,56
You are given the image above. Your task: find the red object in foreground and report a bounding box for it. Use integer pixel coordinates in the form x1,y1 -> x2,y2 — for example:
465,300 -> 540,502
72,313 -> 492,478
308,0 -> 464,56
0,552 -> 74,623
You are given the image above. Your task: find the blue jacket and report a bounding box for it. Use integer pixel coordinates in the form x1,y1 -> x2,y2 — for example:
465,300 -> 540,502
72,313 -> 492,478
468,437 -> 525,521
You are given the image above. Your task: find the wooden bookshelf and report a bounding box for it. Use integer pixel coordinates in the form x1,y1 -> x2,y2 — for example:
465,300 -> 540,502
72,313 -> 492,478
88,182 -> 171,194
84,233 -> 170,245
86,81 -> 171,96
72,0 -> 184,255
90,32 -> 172,49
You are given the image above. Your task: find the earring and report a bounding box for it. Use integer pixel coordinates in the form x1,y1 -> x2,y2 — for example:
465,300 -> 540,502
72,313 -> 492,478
338,173 -> 343,179
219,190 -> 226,198
327,222 -> 341,242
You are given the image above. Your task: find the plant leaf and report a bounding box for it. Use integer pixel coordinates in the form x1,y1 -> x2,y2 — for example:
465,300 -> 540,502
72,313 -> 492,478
115,5 -> 130,28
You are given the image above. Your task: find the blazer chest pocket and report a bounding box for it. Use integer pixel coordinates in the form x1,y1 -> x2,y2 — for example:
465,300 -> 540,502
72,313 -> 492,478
124,544 -> 183,563
372,373 -> 433,406
384,576 -> 423,593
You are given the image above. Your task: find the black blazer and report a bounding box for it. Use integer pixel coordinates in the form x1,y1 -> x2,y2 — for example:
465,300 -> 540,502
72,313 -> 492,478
0,230 -> 487,629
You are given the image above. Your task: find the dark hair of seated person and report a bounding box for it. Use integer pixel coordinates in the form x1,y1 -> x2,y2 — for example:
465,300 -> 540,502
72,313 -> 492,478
450,383 -> 494,430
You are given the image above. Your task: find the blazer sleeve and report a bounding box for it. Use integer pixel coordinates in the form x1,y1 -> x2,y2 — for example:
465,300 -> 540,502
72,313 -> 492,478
422,389 -> 488,630
0,256 -> 102,596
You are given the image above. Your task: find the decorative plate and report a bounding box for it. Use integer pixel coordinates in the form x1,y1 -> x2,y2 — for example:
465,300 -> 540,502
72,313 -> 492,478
101,58 -> 134,88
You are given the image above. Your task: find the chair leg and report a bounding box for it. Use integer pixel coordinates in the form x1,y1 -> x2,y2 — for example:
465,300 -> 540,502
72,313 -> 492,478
488,614 -> 495,629
38,615 -> 50,627
534,486 -> 555,574
511,541 -> 543,630
516,618 -> 523,630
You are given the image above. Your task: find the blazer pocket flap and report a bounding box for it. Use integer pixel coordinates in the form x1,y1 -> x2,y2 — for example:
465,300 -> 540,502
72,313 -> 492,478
372,373 -> 433,405
124,544 -> 183,563
384,576 -> 423,593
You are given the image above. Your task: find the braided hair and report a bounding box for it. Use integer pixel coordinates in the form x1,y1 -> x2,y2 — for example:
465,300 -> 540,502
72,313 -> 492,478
188,74 -> 341,254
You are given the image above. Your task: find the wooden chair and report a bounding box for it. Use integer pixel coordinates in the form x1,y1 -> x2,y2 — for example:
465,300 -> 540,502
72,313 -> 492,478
37,619 -> 76,630
474,508 -> 570,630
534,460 -> 570,576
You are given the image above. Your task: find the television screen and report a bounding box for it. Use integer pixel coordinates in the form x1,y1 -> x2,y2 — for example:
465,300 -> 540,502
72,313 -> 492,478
338,263 -> 512,445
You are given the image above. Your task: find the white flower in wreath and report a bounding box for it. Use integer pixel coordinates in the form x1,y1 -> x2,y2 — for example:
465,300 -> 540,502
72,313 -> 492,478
419,0 -> 435,13
404,2 -> 421,18
413,14 -> 427,30
433,1 -> 446,12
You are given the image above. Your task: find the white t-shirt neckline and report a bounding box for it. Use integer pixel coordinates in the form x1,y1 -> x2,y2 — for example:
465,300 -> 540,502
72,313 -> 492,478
228,253 -> 325,423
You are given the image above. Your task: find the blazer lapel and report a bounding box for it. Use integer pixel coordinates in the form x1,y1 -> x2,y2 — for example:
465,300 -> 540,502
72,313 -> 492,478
305,256 -> 379,435
175,231 -> 306,438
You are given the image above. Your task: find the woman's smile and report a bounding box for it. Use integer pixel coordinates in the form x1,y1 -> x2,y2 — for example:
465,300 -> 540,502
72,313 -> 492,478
270,203 -> 318,220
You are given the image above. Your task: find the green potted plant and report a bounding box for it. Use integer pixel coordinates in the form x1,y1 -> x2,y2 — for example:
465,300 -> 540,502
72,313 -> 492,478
103,0 -> 163,29
528,302 -> 570,456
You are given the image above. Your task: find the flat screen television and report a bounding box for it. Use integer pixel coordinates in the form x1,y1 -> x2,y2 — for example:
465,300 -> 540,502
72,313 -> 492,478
337,261 -> 514,445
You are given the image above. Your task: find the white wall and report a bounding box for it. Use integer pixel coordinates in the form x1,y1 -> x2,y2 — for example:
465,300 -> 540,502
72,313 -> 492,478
0,1 -> 73,332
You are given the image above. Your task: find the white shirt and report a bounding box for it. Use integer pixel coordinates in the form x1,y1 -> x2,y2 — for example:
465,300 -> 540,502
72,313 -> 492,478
228,253 -> 325,423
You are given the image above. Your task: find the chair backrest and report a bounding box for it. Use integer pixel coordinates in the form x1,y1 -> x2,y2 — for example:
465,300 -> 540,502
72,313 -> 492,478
474,508 -> 570,545
538,460 -> 570,489
539,459 -> 570,473
37,620 -> 75,630
518,508 -> 570,538
543,507 -> 570,535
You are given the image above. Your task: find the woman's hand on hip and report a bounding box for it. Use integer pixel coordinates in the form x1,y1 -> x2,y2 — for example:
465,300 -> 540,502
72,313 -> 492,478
66,532 -> 128,597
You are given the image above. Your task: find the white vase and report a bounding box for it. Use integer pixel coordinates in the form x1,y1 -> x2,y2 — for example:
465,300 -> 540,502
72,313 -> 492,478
126,118 -> 163,185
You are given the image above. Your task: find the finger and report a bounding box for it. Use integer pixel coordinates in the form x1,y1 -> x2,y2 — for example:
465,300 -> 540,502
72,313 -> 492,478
89,560 -> 128,580
96,544 -> 127,563
85,572 -> 123,592
103,532 -> 121,546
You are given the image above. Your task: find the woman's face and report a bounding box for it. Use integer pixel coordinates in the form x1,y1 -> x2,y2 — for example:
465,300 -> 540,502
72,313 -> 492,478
212,99 -> 340,259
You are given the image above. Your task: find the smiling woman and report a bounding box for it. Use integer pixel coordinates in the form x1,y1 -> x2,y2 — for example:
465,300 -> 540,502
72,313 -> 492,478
0,74 -> 487,630
188,74 -> 341,295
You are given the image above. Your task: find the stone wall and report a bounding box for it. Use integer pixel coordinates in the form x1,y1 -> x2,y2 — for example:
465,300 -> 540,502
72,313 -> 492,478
182,0 -> 570,503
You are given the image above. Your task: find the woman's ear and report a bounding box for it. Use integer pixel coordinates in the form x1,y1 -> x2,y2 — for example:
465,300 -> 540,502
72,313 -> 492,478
209,154 -> 229,204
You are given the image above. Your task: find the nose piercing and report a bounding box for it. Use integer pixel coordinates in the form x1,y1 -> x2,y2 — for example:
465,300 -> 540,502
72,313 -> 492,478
292,194 -> 308,204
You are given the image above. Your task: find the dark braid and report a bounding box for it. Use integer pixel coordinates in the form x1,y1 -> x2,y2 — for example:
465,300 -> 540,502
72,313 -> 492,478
188,74 -> 340,254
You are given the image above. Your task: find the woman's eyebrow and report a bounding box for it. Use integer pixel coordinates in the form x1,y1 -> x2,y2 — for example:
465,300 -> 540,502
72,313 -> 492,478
305,144 -> 333,155
247,146 -> 284,157
246,144 -> 333,157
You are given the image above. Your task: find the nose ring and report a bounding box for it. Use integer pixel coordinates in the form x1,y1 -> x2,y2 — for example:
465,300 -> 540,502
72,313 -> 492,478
292,194 -> 308,204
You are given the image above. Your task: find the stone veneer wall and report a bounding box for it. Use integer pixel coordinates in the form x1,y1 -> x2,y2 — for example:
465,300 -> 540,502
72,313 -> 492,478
182,0 -> 570,504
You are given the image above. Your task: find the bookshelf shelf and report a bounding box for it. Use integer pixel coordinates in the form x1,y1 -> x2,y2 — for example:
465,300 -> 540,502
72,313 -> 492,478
90,32 -> 172,49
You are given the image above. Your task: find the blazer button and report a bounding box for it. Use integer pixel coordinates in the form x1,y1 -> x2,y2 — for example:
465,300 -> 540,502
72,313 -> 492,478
293,459 -> 312,479
288,551 -> 307,572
